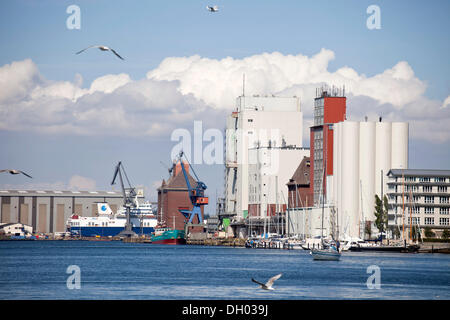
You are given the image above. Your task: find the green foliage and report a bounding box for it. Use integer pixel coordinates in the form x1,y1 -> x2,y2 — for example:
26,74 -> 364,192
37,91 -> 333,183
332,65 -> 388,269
441,229 -> 450,239
392,227 -> 401,239
424,227 -> 435,238
374,195 -> 388,234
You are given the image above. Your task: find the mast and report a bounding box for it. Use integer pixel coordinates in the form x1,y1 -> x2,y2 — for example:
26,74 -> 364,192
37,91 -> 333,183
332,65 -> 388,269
360,180 -> 365,240
409,188 -> 413,243
402,170 -> 405,241
320,163 -> 326,245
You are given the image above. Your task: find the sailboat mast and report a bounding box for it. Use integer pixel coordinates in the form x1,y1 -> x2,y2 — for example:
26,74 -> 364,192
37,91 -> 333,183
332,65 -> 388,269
409,189 -> 413,242
402,170 -> 405,241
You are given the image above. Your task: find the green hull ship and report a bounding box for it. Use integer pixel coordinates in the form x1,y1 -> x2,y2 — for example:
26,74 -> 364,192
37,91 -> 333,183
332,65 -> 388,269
151,227 -> 186,245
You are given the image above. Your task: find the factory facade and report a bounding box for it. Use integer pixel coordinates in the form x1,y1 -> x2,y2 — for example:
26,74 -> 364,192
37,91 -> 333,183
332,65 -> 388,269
331,120 -> 409,239
224,95 -> 304,222
0,190 -> 128,234
223,87 -> 414,241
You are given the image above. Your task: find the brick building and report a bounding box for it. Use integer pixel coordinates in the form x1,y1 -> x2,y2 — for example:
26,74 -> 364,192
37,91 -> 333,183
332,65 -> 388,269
157,161 -> 204,232
310,86 -> 346,206
287,156 -> 312,208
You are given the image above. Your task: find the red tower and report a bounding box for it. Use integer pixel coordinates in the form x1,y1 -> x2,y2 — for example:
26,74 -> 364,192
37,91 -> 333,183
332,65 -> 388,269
309,86 -> 346,206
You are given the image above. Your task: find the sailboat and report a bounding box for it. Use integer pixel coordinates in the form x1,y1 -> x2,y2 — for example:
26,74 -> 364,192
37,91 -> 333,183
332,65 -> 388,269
310,155 -> 341,261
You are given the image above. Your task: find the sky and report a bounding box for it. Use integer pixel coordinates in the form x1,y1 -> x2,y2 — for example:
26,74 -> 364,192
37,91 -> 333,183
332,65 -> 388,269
0,0 -> 449,215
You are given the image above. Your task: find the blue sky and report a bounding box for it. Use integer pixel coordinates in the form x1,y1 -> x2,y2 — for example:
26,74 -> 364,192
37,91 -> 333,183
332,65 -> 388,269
1,0 -> 448,98
0,0 -> 449,213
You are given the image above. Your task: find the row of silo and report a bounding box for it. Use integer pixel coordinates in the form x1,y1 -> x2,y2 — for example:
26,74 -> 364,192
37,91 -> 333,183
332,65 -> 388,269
332,121 -> 408,239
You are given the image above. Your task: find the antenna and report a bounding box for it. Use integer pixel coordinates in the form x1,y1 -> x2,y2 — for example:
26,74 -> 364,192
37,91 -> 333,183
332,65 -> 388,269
242,73 -> 245,97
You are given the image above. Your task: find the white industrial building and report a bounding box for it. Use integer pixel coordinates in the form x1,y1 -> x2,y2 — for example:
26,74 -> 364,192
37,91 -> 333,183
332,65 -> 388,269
224,95 -> 304,221
247,146 -> 309,236
331,120 -> 409,239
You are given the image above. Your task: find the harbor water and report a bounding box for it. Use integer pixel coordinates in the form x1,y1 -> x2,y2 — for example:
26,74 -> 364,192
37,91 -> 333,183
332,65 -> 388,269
0,241 -> 449,300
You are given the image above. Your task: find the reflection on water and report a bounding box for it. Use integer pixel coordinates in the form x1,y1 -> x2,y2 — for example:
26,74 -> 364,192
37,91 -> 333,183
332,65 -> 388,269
0,241 -> 449,300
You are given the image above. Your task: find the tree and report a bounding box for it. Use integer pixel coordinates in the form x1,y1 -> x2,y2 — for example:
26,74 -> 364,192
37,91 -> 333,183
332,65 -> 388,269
393,227 -> 401,239
374,195 -> 388,237
424,227 -> 435,238
411,225 -> 419,242
442,229 -> 450,239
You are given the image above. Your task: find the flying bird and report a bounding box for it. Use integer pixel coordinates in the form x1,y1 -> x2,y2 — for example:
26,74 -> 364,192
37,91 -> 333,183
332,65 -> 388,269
251,273 -> 282,290
206,5 -> 219,12
76,45 -> 124,60
0,169 -> 32,178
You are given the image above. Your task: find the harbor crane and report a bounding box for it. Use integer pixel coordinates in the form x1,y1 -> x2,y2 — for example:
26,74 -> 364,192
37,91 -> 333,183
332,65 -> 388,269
111,161 -> 137,238
176,151 -> 208,226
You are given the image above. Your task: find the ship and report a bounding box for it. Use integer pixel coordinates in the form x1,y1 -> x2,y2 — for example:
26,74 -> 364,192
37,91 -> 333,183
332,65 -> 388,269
151,225 -> 186,245
67,202 -> 158,237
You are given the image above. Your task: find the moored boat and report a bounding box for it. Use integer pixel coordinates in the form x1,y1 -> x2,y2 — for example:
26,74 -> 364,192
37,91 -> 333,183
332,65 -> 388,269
67,202 -> 157,237
151,226 -> 186,245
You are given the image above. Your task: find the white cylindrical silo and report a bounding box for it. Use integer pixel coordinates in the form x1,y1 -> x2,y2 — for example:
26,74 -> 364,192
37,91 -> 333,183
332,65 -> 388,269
391,122 -> 409,170
333,123 -> 338,208
375,122 -> 392,200
341,121 -> 360,238
336,122 -> 344,239
359,122 -> 376,223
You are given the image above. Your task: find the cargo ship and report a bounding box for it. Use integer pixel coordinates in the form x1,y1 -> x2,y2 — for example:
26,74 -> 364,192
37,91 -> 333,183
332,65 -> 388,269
151,226 -> 186,245
67,202 -> 157,237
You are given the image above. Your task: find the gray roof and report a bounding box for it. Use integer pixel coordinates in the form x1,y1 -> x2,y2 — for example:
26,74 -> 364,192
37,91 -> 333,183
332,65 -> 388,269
387,169 -> 450,177
0,190 -> 130,197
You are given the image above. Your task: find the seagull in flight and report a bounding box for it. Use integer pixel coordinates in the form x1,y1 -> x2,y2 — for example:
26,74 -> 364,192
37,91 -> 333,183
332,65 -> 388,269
0,169 -> 32,178
76,45 -> 124,60
206,5 -> 219,12
251,273 -> 282,290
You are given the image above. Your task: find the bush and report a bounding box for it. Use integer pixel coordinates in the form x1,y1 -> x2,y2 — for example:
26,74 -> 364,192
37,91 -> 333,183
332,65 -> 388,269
441,229 -> 450,239
424,227 -> 435,238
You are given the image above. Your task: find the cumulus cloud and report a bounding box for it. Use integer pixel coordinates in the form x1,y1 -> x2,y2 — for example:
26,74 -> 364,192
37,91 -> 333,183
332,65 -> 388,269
0,50 -> 449,142
68,175 -> 97,191
442,95 -> 450,109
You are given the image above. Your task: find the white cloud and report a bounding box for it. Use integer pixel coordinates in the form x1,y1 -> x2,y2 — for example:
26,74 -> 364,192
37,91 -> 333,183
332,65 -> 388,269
68,175 -> 97,191
146,50 -> 426,109
0,50 -> 448,142
442,95 -> 450,109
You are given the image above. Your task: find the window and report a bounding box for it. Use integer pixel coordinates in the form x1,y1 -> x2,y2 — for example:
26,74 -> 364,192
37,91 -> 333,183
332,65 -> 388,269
438,186 -> 447,193
435,177 -> 445,182
424,217 -> 434,225
440,207 -> 449,215
440,197 -> 449,204
408,217 -> 420,225
423,186 -> 433,193
425,207 -> 434,214
439,218 -> 449,226
247,119 -> 253,122
424,196 -> 434,204
420,177 -> 431,182
413,207 -> 420,214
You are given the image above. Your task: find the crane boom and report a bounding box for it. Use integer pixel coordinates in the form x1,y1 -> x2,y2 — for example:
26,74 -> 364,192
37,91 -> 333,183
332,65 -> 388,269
111,161 -> 137,237
177,151 -> 208,225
